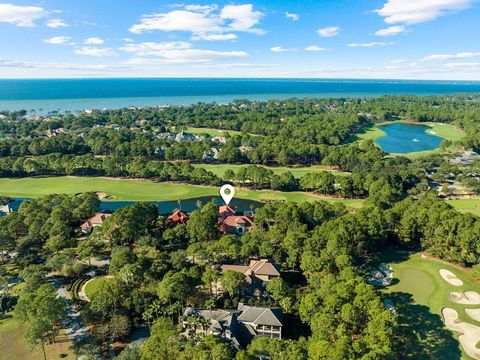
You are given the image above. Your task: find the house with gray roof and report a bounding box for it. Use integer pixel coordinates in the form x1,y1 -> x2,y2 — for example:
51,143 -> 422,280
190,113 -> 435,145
182,303 -> 283,348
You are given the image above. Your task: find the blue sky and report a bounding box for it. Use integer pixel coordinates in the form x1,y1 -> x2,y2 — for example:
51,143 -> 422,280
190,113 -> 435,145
0,0 -> 479,79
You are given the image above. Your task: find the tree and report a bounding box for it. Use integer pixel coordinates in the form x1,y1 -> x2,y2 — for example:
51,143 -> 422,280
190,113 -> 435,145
15,284 -> 67,360
141,318 -> 183,360
186,202 -> 219,243
221,270 -> 246,298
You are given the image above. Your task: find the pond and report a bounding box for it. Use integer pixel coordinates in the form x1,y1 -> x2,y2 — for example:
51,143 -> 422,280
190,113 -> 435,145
4,196 -> 263,215
376,122 -> 444,154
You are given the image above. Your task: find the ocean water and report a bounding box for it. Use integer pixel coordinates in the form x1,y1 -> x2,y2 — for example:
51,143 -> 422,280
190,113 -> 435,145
376,123 -> 443,154
1,78 -> 480,113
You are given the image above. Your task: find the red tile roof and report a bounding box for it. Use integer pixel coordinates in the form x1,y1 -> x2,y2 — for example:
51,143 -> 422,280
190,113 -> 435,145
166,210 -> 189,226
81,213 -> 111,229
219,215 -> 253,234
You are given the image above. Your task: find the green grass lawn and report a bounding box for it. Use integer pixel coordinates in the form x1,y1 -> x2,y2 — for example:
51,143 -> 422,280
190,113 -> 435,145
372,250 -> 479,359
0,313 -> 74,360
84,276 -> 109,300
446,198 -> 480,217
186,127 -> 243,137
194,164 -> 348,178
0,176 -> 364,208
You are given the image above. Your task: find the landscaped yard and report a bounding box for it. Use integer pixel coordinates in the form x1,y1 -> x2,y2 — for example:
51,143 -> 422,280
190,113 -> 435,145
186,127 -> 243,137
83,276 -> 110,300
0,176 -> 364,208
447,198 -> 480,217
0,313 -> 74,360
193,164 -> 347,178
372,251 -> 480,359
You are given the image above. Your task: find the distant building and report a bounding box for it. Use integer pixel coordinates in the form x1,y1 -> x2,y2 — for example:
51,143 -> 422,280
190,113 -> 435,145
450,151 -> 480,166
166,210 -> 189,227
80,212 -> 112,233
212,136 -> 227,144
0,114 -> 7,120
0,204 -> 13,216
202,147 -> 220,161
182,303 -> 283,348
175,131 -> 202,142
157,132 -> 176,141
238,145 -> 253,153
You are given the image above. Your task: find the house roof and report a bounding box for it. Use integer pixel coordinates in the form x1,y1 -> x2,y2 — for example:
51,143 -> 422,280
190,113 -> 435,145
247,259 -> 281,277
166,210 -> 189,225
183,308 -> 237,333
237,303 -> 283,327
80,212 -> 111,229
220,259 -> 280,277
219,205 -> 235,216
219,215 -> 253,233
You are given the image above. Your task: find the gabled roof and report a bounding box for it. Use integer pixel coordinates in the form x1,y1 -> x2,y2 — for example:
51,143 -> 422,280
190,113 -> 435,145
219,205 -> 235,216
81,212 -> 111,229
166,210 -> 189,225
247,259 -> 281,277
219,215 -> 253,233
237,303 -> 283,327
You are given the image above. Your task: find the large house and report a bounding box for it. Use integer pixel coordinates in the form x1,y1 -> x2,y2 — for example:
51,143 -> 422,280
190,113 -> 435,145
80,212 -> 112,233
218,205 -> 253,235
166,210 -> 189,227
220,259 -> 281,285
175,131 -> 202,143
182,303 -> 283,348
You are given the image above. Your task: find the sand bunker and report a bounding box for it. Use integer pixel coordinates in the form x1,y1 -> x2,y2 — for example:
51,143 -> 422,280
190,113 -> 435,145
466,308 -> 480,323
439,269 -> 464,286
450,291 -> 480,305
442,308 -> 480,360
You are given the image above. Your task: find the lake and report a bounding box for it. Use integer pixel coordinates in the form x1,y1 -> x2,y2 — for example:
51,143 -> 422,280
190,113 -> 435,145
376,123 -> 444,154
2,196 -> 263,216
1,78 -> 480,113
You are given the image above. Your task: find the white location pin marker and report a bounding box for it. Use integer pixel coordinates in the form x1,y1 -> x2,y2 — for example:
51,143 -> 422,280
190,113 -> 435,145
220,184 -> 235,205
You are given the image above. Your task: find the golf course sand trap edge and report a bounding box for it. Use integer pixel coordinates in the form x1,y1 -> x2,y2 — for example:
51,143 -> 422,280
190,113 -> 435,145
442,307 -> 480,360
466,308 -> 480,323
450,291 -> 480,305
439,269 -> 464,286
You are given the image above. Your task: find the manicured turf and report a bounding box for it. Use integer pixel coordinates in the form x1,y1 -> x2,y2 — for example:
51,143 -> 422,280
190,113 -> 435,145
186,127 -> 243,136
0,176 -> 364,207
194,164 -> 347,178
0,313 -> 74,360
84,276 -> 109,300
373,251 -> 480,359
446,198 -> 480,217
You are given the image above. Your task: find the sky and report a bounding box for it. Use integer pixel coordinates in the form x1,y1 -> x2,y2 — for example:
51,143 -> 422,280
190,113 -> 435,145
0,0 -> 479,79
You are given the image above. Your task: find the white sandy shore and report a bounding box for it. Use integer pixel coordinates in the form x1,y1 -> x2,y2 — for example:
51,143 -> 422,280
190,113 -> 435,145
442,308 -> 480,360
439,269 -> 464,286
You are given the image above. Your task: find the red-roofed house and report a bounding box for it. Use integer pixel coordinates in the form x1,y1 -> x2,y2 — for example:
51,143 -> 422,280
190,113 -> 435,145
219,215 -> 253,235
81,213 -> 111,233
166,210 -> 189,227
219,205 -> 235,221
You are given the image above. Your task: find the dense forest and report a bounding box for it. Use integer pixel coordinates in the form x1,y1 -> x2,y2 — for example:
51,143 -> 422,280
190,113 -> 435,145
1,95 -> 480,359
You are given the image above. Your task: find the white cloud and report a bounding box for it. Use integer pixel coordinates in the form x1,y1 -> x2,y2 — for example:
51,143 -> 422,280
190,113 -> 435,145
348,42 -> 394,47
390,59 -> 406,63
120,41 -> 247,64
46,18 -> 69,28
270,46 -> 297,52
285,12 -> 299,21
43,36 -> 72,45
375,25 -> 406,36
220,4 -> 264,33
0,3 -> 47,27
122,38 -> 134,43
305,45 -> 327,52
421,51 -> 480,61
444,62 -> 480,68
129,4 -> 264,38
317,26 -> 340,37
0,58 -> 129,71
191,33 -> 237,41
74,46 -> 118,57
375,0 -> 473,25
84,37 -> 104,45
